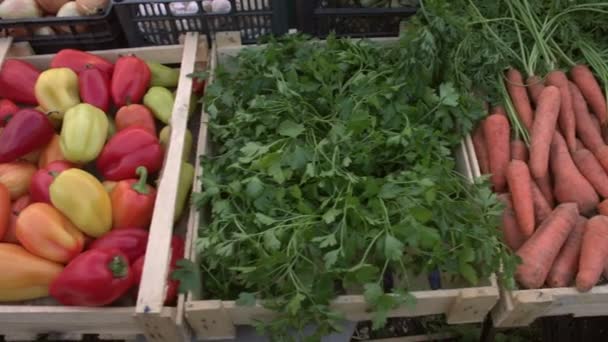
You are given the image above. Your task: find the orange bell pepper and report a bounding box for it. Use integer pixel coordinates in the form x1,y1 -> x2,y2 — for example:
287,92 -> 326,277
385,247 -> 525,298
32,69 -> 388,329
0,184 -> 10,241
0,243 -> 64,301
39,135 -> 66,168
0,162 -> 37,200
110,166 -> 156,229
16,203 -> 85,264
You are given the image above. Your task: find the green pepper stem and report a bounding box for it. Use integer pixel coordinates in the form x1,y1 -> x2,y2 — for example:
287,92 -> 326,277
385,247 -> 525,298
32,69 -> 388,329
132,166 -> 150,195
108,255 -> 128,279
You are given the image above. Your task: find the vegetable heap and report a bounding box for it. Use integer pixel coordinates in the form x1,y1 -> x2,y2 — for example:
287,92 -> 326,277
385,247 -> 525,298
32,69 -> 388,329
194,33 -> 516,337
414,0 -> 608,292
0,49 -> 197,306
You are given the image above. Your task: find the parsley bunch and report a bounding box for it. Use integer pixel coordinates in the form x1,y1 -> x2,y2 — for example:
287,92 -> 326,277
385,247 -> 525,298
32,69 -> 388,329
193,32 -> 515,340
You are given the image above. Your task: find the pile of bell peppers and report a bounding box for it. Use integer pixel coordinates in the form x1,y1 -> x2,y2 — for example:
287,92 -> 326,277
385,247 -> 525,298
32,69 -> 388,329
0,48 -> 202,306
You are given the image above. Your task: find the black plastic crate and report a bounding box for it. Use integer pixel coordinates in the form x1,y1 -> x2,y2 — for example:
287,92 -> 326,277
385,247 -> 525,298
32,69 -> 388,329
113,0 -> 289,46
297,0 -> 418,38
0,4 -> 126,54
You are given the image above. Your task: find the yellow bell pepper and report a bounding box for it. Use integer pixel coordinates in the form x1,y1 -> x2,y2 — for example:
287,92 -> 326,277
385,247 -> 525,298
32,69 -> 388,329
174,162 -> 194,222
0,243 -> 64,301
50,169 -> 112,237
35,68 -> 80,122
159,126 -> 193,161
60,103 -> 109,164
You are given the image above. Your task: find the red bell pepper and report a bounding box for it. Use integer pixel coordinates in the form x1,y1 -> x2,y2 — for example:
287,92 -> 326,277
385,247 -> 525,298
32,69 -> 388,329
0,99 -> 19,126
96,127 -> 164,181
110,166 -> 157,229
29,161 -> 74,204
50,49 -> 114,78
0,60 -> 40,105
49,248 -> 133,306
88,227 -> 149,263
0,109 -> 54,163
79,66 -> 110,112
115,104 -> 156,136
132,235 -> 184,304
111,56 -> 151,107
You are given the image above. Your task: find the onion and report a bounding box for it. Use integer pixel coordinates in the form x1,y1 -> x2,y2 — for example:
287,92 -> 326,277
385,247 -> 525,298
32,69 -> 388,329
75,0 -> 108,15
36,0 -> 70,14
0,0 -> 42,19
212,0 -> 231,14
56,2 -> 87,33
34,26 -> 55,36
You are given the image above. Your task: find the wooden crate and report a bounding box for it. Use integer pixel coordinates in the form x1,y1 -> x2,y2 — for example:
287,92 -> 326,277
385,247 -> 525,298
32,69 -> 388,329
0,32 -> 209,342
181,32 -> 500,340
464,137 -> 608,328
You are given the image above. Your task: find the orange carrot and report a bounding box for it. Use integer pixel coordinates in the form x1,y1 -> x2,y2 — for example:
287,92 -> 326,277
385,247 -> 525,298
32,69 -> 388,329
569,82 -> 604,152
592,145 -> 608,175
536,173 -> 555,207
547,216 -> 588,288
527,75 -> 545,107
599,199 -> 608,216
551,133 -> 599,214
531,181 -> 552,224
506,69 -> 534,130
492,106 -> 507,117
473,123 -> 490,174
530,85 -> 561,180
483,114 -> 511,193
572,149 -> 608,198
576,139 -> 585,151
570,65 -> 608,128
546,71 -> 577,152
590,114 -> 602,136
498,194 -> 526,252
506,160 -> 535,237
511,139 -> 529,162
576,215 -> 608,291
516,203 -> 578,289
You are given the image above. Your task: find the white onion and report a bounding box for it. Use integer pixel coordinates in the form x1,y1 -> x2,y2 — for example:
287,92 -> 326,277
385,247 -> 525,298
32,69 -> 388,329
0,0 -> 42,19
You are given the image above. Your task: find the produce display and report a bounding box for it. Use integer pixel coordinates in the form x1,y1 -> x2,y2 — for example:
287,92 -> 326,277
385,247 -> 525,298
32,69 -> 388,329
0,49 -> 196,306
185,30 -> 517,337
409,1 -> 608,293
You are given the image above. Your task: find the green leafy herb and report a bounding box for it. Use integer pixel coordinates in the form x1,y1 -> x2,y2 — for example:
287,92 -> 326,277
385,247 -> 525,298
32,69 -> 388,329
194,29 -> 515,339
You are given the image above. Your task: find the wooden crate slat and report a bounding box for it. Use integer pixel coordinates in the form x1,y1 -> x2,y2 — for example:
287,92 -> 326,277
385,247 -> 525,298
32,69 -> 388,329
184,32 -> 500,340
0,37 -> 13,66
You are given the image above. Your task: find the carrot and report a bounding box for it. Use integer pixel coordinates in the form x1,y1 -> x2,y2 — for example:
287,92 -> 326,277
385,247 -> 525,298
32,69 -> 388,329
592,145 -> 608,175
506,69 -> 534,130
536,173 -> 555,207
511,139 -> 529,162
572,148 -> 608,198
492,106 -> 507,117
599,199 -> 608,216
551,133 -> 599,214
576,215 -> 608,292
527,75 -> 545,107
570,65 -> 608,128
483,114 -> 511,193
516,203 -> 579,289
498,194 -> 526,251
506,160 -> 535,237
590,114 -> 602,136
531,181 -> 552,224
473,123 -> 490,174
569,82 -> 604,152
546,71 -> 577,152
576,139 -> 585,151
546,216 -> 588,288
530,85 -> 561,180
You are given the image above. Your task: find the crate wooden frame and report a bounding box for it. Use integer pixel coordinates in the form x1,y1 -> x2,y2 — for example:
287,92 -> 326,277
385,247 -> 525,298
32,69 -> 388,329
464,137 -> 608,328
181,31 -> 500,340
0,32 -> 209,342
